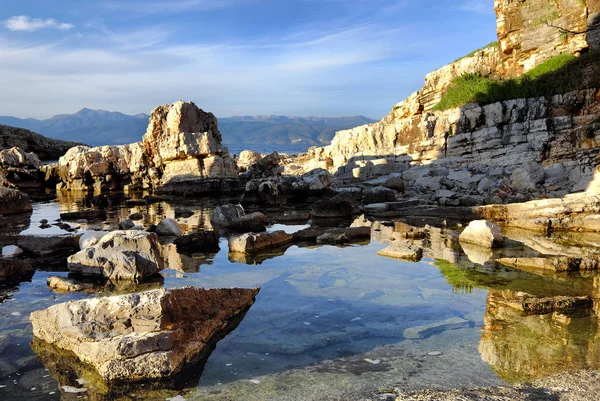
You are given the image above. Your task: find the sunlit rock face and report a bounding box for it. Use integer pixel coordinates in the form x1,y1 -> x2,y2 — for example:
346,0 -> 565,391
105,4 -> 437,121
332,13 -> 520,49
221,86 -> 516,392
479,289 -> 600,383
50,101 -> 239,193
30,287 -> 260,385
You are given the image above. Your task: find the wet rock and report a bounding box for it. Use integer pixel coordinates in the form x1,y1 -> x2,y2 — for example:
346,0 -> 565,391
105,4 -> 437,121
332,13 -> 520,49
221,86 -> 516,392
229,230 -> 293,254
403,316 -> 470,339
18,234 -> 80,256
0,258 -> 33,283
118,218 -> 135,230
210,204 -> 267,232
377,239 -> 423,262
60,209 -> 106,221
47,276 -> 95,293
459,220 -> 505,248
68,231 -> 164,280
30,287 -> 260,383
292,226 -> 329,242
2,245 -> 23,258
174,231 -> 220,254
272,211 -> 311,224
79,230 -> 109,250
497,292 -> 593,316
316,226 -> 371,245
156,218 -> 184,237
0,187 -> 32,215
363,186 -> 397,205
311,194 -> 357,219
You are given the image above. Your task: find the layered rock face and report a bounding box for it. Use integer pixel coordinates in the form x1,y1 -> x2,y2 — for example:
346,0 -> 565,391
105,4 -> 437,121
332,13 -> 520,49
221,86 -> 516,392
495,0 -> 600,77
30,287 -> 260,384
50,101 -> 239,193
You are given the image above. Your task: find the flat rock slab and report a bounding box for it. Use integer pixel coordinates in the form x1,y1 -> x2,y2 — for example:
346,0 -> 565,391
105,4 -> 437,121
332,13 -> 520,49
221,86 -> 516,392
30,286 -> 260,384
229,230 -> 293,254
403,317 -> 470,339
497,256 -> 600,272
377,240 -> 423,262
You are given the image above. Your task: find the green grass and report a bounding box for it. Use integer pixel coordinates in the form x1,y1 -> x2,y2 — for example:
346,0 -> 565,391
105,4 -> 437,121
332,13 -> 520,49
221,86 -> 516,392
453,41 -> 498,63
432,53 -> 600,111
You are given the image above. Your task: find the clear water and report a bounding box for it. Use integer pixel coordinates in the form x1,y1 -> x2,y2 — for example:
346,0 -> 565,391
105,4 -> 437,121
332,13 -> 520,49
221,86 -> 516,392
1,195 -> 599,401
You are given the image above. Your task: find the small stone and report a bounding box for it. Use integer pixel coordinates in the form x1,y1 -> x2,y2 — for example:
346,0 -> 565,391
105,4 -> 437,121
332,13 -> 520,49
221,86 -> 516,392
364,358 -> 381,365
226,363 -> 232,367
303,322 -> 311,326
62,386 -> 87,393
351,317 -> 361,322
249,379 -> 260,384
427,351 -> 443,356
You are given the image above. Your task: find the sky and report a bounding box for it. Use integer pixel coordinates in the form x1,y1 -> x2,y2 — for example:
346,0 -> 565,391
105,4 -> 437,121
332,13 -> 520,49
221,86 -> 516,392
0,0 -> 497,119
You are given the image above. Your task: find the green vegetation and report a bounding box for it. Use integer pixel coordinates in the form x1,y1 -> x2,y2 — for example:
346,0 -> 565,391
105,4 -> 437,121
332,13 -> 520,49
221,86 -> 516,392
432,52 -> 600,111
453,41 -> 498,63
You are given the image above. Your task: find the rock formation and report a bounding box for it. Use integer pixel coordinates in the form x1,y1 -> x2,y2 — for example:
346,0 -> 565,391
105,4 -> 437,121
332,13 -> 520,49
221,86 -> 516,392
0,124 -> 83,161
49,101 -> 239,194
30,287 -> 260,384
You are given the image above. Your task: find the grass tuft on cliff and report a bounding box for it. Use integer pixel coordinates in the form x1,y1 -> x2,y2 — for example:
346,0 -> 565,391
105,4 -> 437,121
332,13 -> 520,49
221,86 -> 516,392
433,52 -> 600,111
453,41 -> 498,63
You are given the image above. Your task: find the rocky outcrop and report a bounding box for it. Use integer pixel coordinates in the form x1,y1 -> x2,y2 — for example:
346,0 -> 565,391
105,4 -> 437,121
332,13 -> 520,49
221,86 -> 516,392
67,231 -> 164,280
0,147 -> 41,168
30,287 -> 260,384
49,101 -> 240,194
0,124 -> 83,161
495,0 -> 600,77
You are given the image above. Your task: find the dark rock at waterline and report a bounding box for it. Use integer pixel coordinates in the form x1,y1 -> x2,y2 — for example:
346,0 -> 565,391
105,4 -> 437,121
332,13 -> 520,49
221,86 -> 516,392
118,218 -> 135,230
311,193 -> 358,219
174,207 -> 194,218
91,194 -> 109,207
60,209 -> 106,221
128,212 -> 143,220
18,234 -> 80,256
292,226 -> 329,242
363,186 -> 397,205
30,287 -> 260,384
316,226 -> 371,245
0,258 -> 34,283
0,187 -> 32,215
174,231 -> 220,254
210,204 -> 267,232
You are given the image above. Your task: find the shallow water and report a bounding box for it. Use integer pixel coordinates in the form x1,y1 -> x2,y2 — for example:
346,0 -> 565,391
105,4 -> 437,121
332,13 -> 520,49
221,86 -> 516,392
1,195 -> 600,401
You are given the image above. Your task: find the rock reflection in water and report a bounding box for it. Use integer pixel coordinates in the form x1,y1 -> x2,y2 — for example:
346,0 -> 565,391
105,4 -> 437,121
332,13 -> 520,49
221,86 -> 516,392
480,288 -> 600,383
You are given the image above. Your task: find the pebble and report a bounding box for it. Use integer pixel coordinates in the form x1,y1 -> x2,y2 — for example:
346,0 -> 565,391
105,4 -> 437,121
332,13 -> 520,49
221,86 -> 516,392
0,385 -> 6,388
351,317 -> 362,322
225,363 -> 232,367
166,396 -> 187,401
365,358 -> 381,365
10,312 -> 21,316
427,351 -> 443,356
303,322 -> 311,326
249,379 -> 260,384
62,386 -> 87,393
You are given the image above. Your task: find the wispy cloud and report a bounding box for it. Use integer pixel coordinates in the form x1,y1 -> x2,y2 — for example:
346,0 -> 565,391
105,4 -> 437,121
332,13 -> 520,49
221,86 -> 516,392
3,15 -> 74,32
99,0 -> 243,15
459,0 -> 494,14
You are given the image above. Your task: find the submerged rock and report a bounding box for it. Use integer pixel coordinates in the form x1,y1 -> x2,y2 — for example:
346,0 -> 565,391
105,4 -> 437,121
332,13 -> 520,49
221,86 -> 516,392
403,317 -> 470,339
229,230 -> 293,254
459,220 -> 506,248
30,287 -> 260,384
68,231 -> 164,280
47,276 -> 95,293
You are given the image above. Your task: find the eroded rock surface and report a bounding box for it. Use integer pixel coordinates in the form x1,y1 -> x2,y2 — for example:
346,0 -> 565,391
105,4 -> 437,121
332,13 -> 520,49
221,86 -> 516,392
30,287 -> 260,384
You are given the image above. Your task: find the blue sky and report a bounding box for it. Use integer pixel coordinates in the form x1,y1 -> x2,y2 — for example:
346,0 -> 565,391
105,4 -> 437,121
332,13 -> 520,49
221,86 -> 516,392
0,0 -> 497,119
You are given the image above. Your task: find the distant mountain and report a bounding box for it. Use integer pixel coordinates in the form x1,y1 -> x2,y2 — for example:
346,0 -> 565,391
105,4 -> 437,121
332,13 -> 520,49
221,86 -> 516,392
0,108 -> 149,146
0,109 -> 376,153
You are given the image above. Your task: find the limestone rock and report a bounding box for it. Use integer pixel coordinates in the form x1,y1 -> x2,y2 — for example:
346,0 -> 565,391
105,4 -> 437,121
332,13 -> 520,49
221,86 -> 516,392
155,218 -> 184,237
302,169 -> 332,191
229,231 -> 293,254
30,287 -> 260,383
0,147 -> 41,168
510,161 -> 544,191
67,231 -> 164,280
47,276 -> 94,293
79,231 -> 109,250
238,150 -> 262,171
377,238 -> 423,262
0,187 -> 32,215
497,256 -> 600,272
459,220 -> 506,248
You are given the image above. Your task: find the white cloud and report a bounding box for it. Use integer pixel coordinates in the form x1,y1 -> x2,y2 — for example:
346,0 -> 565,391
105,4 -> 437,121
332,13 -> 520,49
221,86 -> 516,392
3,15 -> 74,32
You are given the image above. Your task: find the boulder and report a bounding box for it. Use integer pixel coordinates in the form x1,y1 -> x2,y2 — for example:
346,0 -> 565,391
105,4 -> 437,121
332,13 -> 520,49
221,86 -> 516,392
238,150 -> 262,171
156,218 -> 184,237
229,230 -> 293,254
385,175 -> 405,192
68,231 -> 164,280
174,208 -> 194,218
0,146 -> 41,168
2,245 -> 23,258
210,204 -> 267,232
118,218 -> 135,230
174,231 -> 220,254
0,187 -> 32,215
79,231 -> 109,250
459,220 -> 506,248
18,234 -> 80,256
0,258 -> 33,283
363,186 -> 397,205
510,161 -> 544,191
302,169 -> 332,191
30,287 -> 260,383
292,226 -> 329,242
311,193 -> 359,219
377,239 -> 423,262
